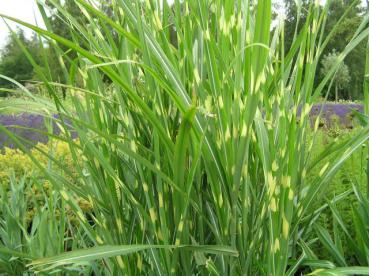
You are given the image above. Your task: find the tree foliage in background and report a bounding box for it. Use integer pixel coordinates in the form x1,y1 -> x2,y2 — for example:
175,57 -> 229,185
324,0 -> 366,99
45,0 -> 85,41
321,50 -> 351,101
0,29 -> 40,92
0,0 -> 85,96
0,0 -> 366,101
0,1 -> 110,98
43,0 -> 113,96
43,0 -> 87,96
284,0 -> 366,100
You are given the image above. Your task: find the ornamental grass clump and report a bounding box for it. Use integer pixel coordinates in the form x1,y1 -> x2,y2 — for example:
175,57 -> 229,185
2,0 -> 369,275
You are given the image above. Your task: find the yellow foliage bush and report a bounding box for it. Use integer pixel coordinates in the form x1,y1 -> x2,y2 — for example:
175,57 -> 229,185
0,140 -> 75,184
0,140 -> 93,221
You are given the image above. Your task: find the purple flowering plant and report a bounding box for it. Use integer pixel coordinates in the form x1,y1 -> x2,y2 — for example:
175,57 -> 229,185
0,113 -> 76,149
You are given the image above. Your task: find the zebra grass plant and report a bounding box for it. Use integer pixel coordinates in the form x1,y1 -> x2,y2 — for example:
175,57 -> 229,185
1,0 -> 369,274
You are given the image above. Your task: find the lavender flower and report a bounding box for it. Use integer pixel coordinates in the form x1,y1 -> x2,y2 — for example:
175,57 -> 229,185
0,113 -> 76,149
309,103 -> 363,128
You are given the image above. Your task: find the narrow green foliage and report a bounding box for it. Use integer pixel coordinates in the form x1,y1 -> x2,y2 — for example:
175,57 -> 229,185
1,0 -> 369,275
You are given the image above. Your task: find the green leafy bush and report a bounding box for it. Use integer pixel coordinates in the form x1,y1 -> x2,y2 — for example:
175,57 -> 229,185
0,174 -> 93,275
306,128 -> 367,263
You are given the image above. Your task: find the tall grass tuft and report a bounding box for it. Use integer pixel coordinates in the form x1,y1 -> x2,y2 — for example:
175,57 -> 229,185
2,0 -> 369,274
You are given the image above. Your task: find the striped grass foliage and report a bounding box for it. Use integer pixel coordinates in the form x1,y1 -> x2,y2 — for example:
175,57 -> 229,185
0,174 -> 86,275
2,0 -> 369,274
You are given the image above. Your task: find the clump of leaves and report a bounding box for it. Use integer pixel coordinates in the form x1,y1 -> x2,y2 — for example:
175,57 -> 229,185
321,49 -> 351,101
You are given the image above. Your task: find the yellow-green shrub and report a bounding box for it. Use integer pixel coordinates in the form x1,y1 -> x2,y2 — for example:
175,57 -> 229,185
0,141 -> 75,184
0,140 -> 93,222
